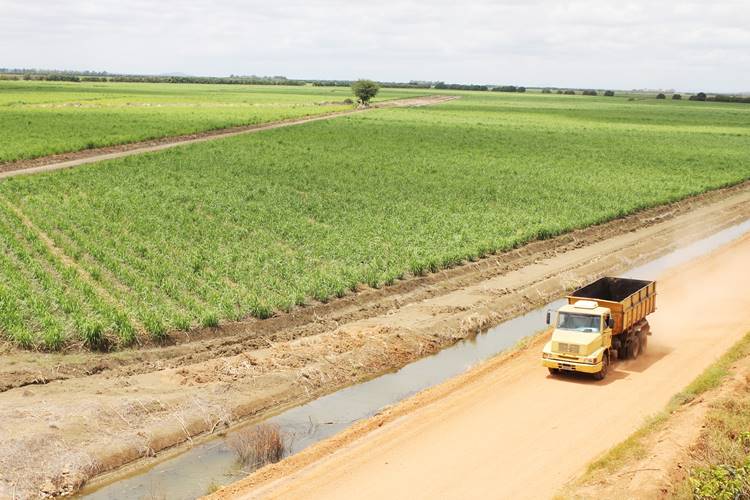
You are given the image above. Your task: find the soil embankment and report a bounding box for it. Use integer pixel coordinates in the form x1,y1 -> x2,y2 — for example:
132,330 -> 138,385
1,184 -> 749,497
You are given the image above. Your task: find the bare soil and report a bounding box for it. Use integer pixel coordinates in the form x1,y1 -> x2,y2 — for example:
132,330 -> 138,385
563,358 -> 750,500
0,95 -> 457,179
0,184 -> 749,498
212,225 -> 750,500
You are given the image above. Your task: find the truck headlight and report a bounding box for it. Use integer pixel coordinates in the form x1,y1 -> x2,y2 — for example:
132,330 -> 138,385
584,356 -> 598,364
542,352 -> 552,359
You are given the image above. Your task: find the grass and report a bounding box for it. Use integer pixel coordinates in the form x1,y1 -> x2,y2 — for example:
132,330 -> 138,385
674,394 -> 750,499
582,331 -> 750,478
0,80 -> 421,163
0,91 -> 749,349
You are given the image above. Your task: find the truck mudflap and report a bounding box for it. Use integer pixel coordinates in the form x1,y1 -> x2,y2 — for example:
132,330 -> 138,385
542,358 -> 603,374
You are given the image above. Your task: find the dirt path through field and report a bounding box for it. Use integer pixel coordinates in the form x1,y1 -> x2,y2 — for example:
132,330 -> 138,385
1,186 -> 749,498
219,227 -> 750,500
0,95 -> 457,179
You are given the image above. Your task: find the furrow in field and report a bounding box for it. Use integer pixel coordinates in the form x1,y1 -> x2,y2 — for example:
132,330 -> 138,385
0,211 -> 101,348
44,220 -> 213,335
0,195 -> 143,344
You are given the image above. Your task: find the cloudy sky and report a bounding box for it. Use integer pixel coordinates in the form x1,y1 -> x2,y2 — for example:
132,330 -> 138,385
2,0 -> 748,92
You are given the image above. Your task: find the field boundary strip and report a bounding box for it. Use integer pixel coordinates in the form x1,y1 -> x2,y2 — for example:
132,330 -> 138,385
0,95 -> 458,180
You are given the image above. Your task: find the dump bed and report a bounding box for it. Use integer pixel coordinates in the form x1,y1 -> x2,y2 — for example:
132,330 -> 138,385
567,277 -> 656,335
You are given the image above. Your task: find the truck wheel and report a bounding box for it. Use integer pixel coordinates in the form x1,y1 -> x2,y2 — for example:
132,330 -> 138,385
617,346 -> 628,360
548,368 -> 560,376
593,354 -> 609,381
628,337 -> 641,359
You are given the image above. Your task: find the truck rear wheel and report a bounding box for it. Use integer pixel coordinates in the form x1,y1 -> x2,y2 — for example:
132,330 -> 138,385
593,353 -> 609,381
627,336 -> 641,359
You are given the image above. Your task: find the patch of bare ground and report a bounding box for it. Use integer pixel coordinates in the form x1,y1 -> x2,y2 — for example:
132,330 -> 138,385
562,356 -> 750,500
0,96 -> 457,179
0,184 -> 749,498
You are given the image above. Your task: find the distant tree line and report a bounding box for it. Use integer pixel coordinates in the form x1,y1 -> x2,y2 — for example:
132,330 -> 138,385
709,94 -> 750,103
3,68 -> 747,104
492,85 -> 526,93
541,88 -> 614,96
434,82 -> 489,91
312,80 -> 433,89
651,91 -> 750,103
6,72 -> 305,86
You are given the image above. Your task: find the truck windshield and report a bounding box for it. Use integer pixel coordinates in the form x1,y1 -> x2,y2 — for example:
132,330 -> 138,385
557,313 -> 600,333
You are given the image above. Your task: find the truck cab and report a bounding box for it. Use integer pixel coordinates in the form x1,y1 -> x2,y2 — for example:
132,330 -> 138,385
542,300 -> 614,379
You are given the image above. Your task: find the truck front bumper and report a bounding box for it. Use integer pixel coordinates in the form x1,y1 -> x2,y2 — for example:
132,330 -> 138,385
543,358 -> 603,374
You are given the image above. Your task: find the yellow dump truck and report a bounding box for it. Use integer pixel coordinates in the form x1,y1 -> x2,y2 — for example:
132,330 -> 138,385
542,277 -> 656,380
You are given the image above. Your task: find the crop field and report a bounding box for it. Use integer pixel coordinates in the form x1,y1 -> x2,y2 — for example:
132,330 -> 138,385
0,91 -> 749,349
0,81 -> 420,164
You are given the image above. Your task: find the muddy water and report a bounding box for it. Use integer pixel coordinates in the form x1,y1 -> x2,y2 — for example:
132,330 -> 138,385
81,219 -> 750,500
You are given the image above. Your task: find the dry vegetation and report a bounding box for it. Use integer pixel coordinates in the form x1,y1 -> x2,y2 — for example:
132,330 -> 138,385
227,423 -> 287,469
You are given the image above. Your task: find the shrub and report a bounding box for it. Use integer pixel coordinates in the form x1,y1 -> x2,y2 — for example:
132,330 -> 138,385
564,89 -> 576,95
604,90 -> 615,97
656,93 -> 666,99
542,88 -> 552,94
351,79 -> 380,105
689,92 -> 707,101
228,423 -> 286,467
582,89 -> 598,96
672,93 -> 682,100
517,86 -> 526,93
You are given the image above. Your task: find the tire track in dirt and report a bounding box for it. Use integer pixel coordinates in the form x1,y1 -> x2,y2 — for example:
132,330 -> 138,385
0,96 -> 458,179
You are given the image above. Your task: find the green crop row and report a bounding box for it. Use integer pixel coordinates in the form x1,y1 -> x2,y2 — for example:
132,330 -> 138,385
0,91 -> 748,349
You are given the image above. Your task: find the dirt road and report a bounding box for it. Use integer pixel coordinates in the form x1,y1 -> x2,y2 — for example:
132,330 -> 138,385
1,185 -> 750,498
220,229 -> 750,499
0,95 -> 456,179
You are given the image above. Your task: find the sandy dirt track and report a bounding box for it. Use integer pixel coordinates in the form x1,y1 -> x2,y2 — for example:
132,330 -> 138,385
1,186 -> 750,498
219,233 -> 750,499
0,95 -> 456,179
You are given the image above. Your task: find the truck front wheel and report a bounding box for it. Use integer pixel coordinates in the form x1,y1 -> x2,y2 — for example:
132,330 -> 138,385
548,368 -> 560,376
593,353 -> 609,381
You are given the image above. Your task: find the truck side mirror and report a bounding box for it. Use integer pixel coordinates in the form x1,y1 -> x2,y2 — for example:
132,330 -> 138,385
607,317 -> 614,329
546,311 -> 551,325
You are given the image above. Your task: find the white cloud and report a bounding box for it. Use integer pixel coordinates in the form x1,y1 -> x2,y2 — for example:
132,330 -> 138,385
0,0 -> 748,91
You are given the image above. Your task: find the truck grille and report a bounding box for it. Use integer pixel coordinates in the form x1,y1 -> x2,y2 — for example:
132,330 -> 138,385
556,342 -> 580,355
